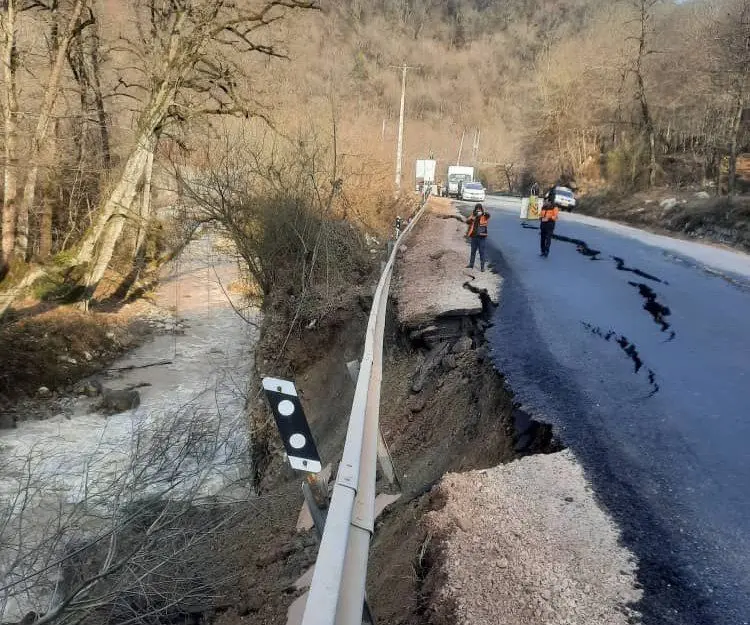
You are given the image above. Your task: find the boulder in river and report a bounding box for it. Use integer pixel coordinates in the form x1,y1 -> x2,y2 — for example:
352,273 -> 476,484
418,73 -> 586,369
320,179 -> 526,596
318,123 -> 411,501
98,389 -> 141,415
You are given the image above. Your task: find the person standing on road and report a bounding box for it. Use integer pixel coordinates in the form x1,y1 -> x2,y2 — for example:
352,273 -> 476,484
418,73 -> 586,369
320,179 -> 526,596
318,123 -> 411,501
466,203 -> 490,271
539,194 -> 559,257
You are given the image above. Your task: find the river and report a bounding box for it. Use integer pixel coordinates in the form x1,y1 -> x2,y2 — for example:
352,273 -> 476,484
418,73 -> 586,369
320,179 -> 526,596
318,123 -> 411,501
0,236 -> 258,622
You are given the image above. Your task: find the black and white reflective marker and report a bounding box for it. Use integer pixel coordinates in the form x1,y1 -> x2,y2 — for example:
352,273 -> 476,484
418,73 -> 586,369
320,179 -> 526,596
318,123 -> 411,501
261,377 -> 322,473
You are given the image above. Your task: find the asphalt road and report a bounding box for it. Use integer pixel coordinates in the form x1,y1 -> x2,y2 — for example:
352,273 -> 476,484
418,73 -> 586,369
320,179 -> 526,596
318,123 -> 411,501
466,196 -> 750,625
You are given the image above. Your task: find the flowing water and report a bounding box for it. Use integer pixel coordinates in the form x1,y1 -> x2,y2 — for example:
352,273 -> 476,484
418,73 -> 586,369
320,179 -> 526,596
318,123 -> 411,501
0,237 -> 259,622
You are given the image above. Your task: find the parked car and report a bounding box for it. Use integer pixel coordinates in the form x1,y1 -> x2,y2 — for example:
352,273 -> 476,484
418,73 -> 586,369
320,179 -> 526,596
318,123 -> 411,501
460,181 -> 486,202
552,185 -> 576,211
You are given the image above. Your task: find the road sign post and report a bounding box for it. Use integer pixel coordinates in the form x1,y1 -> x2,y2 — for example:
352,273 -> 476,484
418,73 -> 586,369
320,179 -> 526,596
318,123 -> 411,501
262,377 -> 322,474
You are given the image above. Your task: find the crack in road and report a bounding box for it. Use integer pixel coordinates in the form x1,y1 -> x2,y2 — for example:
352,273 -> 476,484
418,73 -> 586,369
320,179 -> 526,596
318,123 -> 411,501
612,255 -> 667,284
462,277 -> 499,316
552,233 -> 602,259
520,223 -> 602,259
582,322 -> 660,396
628,282 -> 676,341
519,224 -> 677,340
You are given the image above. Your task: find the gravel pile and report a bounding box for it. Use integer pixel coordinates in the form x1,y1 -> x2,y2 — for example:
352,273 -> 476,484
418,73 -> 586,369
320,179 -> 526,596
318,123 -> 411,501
423,450 -> 642,625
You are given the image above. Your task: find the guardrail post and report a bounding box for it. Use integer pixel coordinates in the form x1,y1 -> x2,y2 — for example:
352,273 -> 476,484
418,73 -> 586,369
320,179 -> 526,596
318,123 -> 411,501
302,476 -> 376,624
344,359 -> 400,489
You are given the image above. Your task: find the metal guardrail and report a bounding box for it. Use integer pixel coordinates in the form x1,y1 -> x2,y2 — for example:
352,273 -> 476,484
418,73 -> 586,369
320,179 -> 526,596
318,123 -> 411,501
300,198 -> 429,625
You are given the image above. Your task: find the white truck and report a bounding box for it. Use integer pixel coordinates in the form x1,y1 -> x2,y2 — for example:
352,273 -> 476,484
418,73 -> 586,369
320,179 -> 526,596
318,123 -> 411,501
445,165 -> 475,198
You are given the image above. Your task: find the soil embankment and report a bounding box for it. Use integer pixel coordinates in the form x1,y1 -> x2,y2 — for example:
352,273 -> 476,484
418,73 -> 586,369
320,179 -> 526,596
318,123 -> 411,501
578,191 -> 750,253
234,197 -> 518,624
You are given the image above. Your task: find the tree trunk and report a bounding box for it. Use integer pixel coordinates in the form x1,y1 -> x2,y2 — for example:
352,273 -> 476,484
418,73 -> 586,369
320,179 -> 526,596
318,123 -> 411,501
88,26 -> 111,169
38,195 -> 53,259
1,0 -> 18,267
80,214 -> 126,306
110,147 -> 156,301
134,148 -> 154,260
72,18 -> 110,169
15,0 -> 86,260
0,266 -> 45,316
634,0 -> 657,188
74,134 -> 155,266
728,96 -> 744,198
76,132 -> 158,305
648,127 -> 657,188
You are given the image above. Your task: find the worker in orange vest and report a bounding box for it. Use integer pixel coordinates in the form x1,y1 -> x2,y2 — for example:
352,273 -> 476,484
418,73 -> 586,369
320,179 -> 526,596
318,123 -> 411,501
540,192 -> 560,257
466,203 -> 490,271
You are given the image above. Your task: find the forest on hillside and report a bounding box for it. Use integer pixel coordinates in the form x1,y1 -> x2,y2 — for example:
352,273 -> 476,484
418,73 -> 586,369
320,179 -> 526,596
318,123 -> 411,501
299,0 -> 750,192
0,0 -> 747,312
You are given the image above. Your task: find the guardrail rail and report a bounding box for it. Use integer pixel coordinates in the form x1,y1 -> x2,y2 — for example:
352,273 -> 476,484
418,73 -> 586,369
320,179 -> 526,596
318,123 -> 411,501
300,198 -> 429,625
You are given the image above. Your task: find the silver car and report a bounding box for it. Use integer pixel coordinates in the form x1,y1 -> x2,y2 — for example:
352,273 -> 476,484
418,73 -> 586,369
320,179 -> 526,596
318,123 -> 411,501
552,186 -> 576,211
460,181 -> 486,202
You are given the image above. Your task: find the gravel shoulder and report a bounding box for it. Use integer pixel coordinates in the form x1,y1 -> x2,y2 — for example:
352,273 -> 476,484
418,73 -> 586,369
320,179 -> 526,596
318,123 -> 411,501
423,451 -> 642,625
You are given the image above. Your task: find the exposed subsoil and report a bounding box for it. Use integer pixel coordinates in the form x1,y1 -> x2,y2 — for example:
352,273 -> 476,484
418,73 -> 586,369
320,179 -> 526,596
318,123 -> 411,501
367,297 -> 518,625
231,204 -> 646,625
222,207 -> 520,625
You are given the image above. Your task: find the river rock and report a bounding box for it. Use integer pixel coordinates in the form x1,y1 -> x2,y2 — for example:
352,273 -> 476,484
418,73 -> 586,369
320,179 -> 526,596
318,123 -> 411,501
37,386 -> 52,398
659,197 -> 677,210
98,389 -> 141,415
76,379 -> 102,397
695,191 -> 711,199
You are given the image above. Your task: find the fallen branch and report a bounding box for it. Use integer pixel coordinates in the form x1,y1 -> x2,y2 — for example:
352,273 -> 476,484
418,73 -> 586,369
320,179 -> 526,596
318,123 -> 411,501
106,359 -> 172,372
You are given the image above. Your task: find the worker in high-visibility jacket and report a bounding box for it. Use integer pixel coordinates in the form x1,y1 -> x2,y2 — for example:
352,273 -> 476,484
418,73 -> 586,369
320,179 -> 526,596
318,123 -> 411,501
466,203 -> 490,271
539,195 -> 560,257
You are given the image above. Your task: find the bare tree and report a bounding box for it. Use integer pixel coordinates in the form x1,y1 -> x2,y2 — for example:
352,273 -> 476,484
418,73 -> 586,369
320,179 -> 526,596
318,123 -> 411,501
625,0 -> 660,188
0,0 -> 19,268
66,9 -> 110,170
71,0 -> 318,305
174,119 -> 372,330
0,405 -> 252,625
13,0 -> 91,261
0,0 -> 318,315
713,0 -> 750,197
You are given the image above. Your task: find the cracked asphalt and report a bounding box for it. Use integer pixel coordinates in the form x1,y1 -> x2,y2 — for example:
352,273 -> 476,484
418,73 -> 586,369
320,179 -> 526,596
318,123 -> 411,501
464,196 -> 750,625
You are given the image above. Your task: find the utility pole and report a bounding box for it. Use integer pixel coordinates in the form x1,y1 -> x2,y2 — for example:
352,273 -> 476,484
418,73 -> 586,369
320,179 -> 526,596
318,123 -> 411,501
471,128 -> 481,163
391,63 -> 418,191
